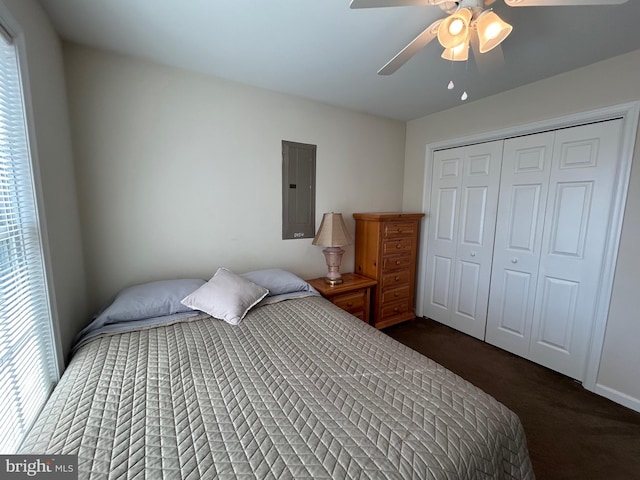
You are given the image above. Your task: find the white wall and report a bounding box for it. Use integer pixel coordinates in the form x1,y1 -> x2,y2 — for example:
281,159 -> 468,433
0,0 -> 87,363
63,43 -> 406,312
403,49 -> 640,409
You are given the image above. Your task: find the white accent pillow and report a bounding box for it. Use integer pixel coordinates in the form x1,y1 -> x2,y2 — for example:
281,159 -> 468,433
181,268 -> 268,325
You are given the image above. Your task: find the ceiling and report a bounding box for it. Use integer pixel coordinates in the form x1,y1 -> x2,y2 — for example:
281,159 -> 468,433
37,0 -> 640,121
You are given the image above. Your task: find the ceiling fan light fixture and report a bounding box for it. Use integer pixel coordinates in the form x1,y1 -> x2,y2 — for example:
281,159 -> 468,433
441,34 -> 470,61
476,10 -> 513,53
437,8 -> 473,49
448,18 -> 465,36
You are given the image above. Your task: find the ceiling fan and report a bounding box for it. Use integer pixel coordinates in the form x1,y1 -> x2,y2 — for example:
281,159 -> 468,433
351,0 -> 629,75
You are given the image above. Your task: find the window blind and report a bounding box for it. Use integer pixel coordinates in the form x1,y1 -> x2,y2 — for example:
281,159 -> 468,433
0,29 -> 58,453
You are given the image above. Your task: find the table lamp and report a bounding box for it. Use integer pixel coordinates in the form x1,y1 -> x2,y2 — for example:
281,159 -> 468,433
312,212 -> 353,285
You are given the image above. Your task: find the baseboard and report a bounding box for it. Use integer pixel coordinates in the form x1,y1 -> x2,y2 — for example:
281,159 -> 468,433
593,384 -> 640,413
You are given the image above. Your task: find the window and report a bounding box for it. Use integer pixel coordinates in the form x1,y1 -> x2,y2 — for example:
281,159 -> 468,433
0,27 -> 58,452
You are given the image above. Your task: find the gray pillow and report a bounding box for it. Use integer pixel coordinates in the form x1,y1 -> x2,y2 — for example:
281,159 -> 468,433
255,290 -> 321,307
95,278 -> 206,325
242,268 -> 316,296
181,268 -> 268,325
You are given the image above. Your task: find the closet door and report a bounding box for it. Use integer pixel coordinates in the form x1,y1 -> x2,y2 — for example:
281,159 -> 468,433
424,147 -> 463,330
486,119 -> 623,380
485,132 -> 554,356
528,119 -> 623,380
425,141 -> 502,339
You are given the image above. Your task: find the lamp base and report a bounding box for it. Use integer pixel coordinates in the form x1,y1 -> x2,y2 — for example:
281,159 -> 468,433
322,246 -> 345,286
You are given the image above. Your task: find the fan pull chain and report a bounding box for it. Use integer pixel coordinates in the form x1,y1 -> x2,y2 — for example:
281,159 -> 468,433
446,56 -> 469,101
461,48 -> 469,101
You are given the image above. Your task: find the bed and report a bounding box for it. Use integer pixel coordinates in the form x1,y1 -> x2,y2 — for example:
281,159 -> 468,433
21,269 -> 534,479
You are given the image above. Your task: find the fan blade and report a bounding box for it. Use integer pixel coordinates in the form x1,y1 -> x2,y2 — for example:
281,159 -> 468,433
378,19 -> 443,75
505,0 -> 627,6
350,0 -> 449,8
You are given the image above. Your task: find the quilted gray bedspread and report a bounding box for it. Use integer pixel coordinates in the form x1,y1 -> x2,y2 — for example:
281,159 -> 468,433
21,297 -> 534,479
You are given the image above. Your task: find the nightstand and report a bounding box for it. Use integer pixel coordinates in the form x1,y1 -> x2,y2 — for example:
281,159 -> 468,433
306,273 -> 377,324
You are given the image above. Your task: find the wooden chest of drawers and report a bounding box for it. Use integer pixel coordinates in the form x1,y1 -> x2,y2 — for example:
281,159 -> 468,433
353,213 -> 424,329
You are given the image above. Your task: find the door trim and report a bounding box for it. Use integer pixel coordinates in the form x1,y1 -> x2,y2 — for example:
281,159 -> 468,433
417,101 -> 640,390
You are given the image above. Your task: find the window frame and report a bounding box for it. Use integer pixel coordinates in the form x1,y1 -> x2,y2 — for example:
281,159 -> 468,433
0,5 -> 63,376
0,3 -> 64,453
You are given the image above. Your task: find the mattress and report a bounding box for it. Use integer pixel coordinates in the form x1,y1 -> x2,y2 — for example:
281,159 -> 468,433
21,296 -> 534,479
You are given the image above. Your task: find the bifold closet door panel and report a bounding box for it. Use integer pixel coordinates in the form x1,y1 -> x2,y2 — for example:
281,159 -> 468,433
528,119 -> 623,380
425,141 -> 503,339
424,147 -> 464,330
485,132 -> 555,356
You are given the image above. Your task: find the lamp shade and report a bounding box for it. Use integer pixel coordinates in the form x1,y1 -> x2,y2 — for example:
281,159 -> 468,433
312,213 -> 353,247
441,34 -> 469,61
437,8 -> 472,49
477,10 -> 513,53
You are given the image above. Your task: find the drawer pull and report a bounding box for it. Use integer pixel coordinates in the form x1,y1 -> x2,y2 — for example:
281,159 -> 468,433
395,260 -> 401,265
393,307 -> 400,313
396,244 -> 402,249
394,292 -> 399,297
394,276 -> 400,281
347,302 -> 353,307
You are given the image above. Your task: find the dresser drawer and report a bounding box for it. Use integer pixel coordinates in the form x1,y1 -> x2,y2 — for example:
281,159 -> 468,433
381,300 -> 411,319
381,270 -> 410,289
383,222 -> 415,239
382,255 -> 413,272
382,238 -> 413,256
381,285 -> 410,304
332,289 -> 366,314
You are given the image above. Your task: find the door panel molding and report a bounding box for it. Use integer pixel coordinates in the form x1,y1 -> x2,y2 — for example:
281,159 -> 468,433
535,276 -> 579,353
549,181 -> 593,258
508,184 -> 542,252
498,269 -> 531,337
461,186 -> 488,245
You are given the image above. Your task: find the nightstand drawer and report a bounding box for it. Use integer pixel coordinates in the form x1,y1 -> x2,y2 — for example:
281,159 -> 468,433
383,238 -> 413,256
332,289 -> 366,313
381,270 -> 410,288
306,273 -> 376,324
383,222 -> 415,239
381,285 -> 410,304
